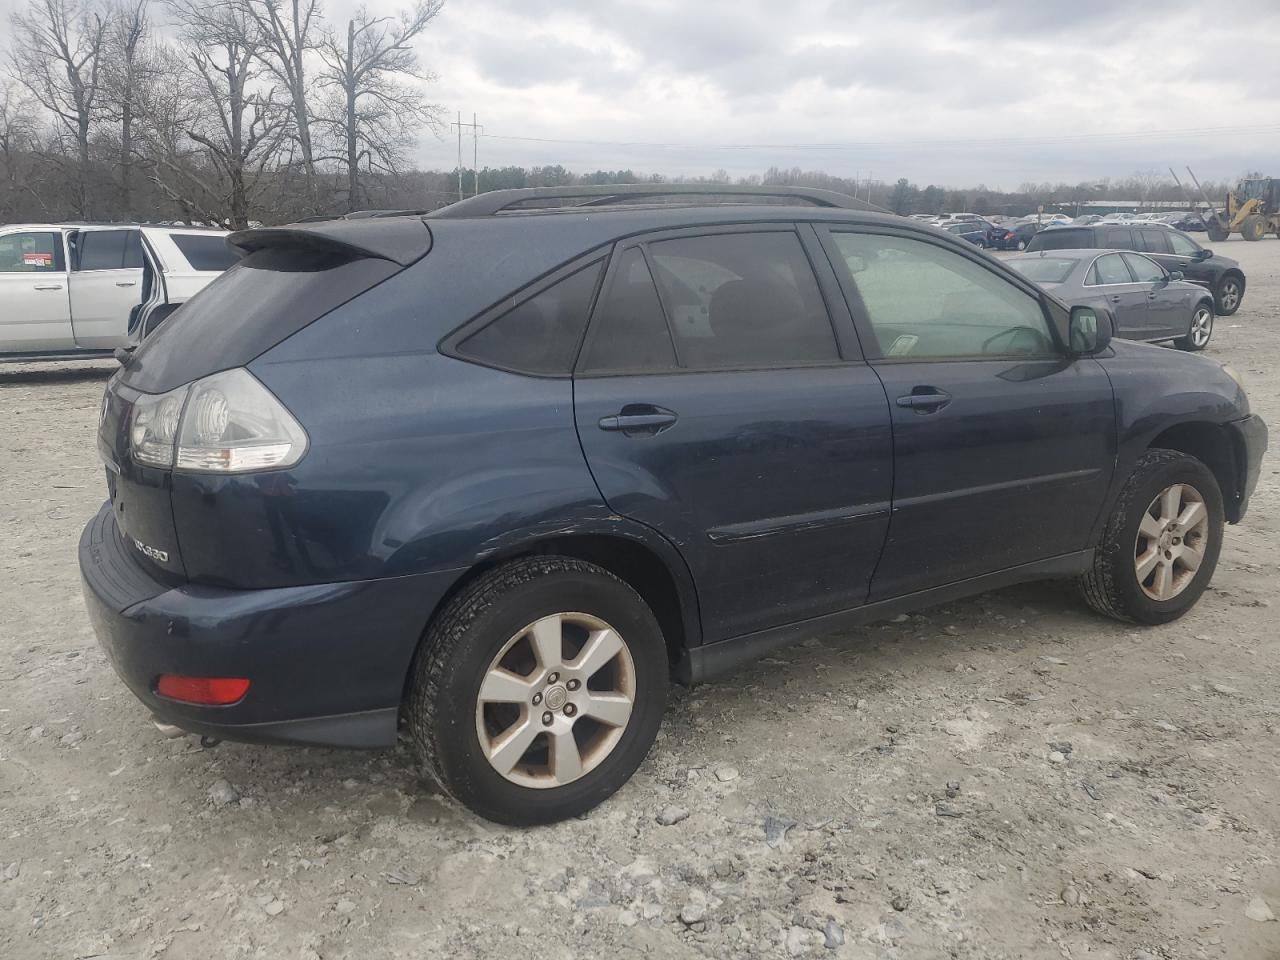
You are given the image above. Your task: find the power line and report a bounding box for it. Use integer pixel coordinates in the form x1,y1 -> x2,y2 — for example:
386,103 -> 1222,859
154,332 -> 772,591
478,122 -> 1280,152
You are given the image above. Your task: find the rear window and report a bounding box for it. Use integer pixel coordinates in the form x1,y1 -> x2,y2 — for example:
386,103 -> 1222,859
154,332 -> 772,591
1026,228 -> 1087,251
170,234 -> 241,272
1007,257 -> 1078,284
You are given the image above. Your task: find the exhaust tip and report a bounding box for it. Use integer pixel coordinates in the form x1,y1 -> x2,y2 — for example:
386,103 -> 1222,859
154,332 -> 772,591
152,718 -> 187,739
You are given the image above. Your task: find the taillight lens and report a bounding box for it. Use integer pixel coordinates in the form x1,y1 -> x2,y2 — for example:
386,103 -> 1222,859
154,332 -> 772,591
129,368 -> 307,474
156,674 -> 251,705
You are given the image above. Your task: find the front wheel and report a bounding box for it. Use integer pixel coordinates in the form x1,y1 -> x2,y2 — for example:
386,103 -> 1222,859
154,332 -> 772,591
1016,239 -> 1028,251
1215,275 -> 1243,315
1175,303 -> 1214,351
407,556 -> 668,825
1078,450 -> 1223,624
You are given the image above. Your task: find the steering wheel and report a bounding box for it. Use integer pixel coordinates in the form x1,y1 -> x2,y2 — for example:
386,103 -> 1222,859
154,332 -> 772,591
981,325 -> 1050,355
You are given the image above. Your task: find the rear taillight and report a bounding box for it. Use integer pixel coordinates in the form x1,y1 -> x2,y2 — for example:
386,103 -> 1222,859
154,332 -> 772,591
156,674 -> 251,705
128,368 -> 308,474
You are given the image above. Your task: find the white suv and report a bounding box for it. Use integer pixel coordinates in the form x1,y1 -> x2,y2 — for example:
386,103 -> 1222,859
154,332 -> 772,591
0,223 -> 238,362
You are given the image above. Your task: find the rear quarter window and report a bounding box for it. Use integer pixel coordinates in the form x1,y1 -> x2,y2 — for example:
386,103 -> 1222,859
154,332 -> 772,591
169,234 -> 242,272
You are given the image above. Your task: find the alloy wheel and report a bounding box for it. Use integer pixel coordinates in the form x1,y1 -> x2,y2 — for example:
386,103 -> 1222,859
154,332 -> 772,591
474,613 -> 635,788
1219,281 -> 1240,312
1134,483 -> 1209,601
1189,307 -> 1213,347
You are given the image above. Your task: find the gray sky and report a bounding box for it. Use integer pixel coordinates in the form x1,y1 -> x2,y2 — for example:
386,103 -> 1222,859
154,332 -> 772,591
6,0 -> 1279,188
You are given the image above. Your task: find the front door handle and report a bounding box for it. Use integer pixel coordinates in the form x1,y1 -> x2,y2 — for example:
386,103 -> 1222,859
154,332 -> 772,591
1108,295 -> 1123,303
598,404 -> 678,436
896,388 -> 952,413
33,283 -> 63,291
115,280 -> 137,287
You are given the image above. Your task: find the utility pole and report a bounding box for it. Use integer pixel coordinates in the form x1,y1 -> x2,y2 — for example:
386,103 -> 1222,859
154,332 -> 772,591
451,113 -> 483,200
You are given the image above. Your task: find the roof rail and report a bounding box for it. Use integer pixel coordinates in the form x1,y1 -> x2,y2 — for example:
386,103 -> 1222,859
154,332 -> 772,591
426,183 -> 887,218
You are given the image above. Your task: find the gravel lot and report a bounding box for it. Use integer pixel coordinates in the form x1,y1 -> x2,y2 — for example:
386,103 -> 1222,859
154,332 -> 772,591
2,239 -> 1279,960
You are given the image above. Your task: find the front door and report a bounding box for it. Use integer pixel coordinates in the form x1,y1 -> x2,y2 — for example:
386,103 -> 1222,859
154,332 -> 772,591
1087,252 -> 1154,339
1122,252 -> 1185,339
573,228 -> 894,642
68,229 -> 145,348
0,230 -> 73,351
817,226 -> 1117,602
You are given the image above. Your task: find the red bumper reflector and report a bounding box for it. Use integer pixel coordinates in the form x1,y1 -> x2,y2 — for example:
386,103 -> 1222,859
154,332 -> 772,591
156,674 -> 251,705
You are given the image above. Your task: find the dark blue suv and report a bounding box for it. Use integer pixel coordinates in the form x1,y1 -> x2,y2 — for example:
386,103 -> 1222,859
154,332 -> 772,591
80,185 -> 1267,824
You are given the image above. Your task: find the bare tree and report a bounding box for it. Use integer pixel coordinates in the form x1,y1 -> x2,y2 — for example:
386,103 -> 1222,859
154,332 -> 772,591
100,0 -> 153,216
242,0 -> 324,208
8,0 -> 110,217
0,82 -> 46,217
151,0 -> 290,228
317,0 -> 444,212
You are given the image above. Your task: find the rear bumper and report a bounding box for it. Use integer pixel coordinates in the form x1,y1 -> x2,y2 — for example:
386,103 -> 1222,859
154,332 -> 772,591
79,502 -> 462,748
1229,414 -> 1267,522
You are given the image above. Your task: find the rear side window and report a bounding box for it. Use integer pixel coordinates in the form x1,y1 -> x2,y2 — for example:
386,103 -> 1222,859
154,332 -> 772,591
1027,228 -> 1086,251
1087,253 -> 1134,285
578,248 -> 677,374
1137,229 -> 1171,254
646,232 -> 838,369
170,234 -> 241,272
77,230 -> 135,270
1101,228 -> 1135,250
456,260 -> 604,376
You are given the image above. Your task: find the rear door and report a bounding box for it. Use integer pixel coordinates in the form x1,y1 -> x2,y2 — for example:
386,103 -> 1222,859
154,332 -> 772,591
0,229 -> 73,351
68,228 -> 146,347
1086,253 -> 1153,339
817,225 -> 1116,601
573,225 -> 894,642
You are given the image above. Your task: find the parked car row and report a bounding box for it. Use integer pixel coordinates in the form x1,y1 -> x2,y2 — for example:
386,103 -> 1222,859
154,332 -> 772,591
0,223 -> 237,363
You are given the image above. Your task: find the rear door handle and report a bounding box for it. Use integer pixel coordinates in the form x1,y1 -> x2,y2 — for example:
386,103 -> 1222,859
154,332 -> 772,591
1108,295 -> 1123,303
33,283 -> 63,291
896,389 -> 952,412
115,281 -> 137,287
598,405 -> 678,436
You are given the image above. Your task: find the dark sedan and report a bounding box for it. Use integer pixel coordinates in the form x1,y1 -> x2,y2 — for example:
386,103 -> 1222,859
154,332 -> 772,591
1025,224 -> 1245,315
992,220 -> 1043,251
1008,249 -> 1216,350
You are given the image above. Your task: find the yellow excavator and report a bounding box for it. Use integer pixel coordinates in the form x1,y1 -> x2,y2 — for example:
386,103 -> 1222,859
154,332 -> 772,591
1199,176 -> 1280,242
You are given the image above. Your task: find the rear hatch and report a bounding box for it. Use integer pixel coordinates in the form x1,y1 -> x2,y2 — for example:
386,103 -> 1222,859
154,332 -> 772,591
98,216 -> 432,580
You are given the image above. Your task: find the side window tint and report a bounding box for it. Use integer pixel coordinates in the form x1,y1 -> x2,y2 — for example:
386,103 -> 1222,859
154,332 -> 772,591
1168,232 -> 1199,256
831,232 -> 1053,359
123,230 -> 145,269
1122,253 -> 1165,283
77,230 -> 129,270
457,259 -> 604,376
578,249 -> 677,374
1102,228 -> 1134,250
0,231 -> 62,272
647,232 -> 837,369
1139,229 -> 1170,254
1092,254 -> 1133,285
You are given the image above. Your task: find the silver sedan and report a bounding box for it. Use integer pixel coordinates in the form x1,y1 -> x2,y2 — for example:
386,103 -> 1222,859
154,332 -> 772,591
1006,249 -> 1216,350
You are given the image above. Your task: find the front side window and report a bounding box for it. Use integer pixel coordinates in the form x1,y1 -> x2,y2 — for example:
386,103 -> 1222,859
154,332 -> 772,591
0,231 -> 63,273
456,259 -> 604,376
1168,232 -> 1200,256
831,232 -> 1054,359
1087,253 -> 1134,286
1122,253 -> 1166,283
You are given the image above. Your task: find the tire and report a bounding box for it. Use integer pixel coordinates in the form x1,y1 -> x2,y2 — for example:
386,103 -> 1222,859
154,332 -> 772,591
1240,215 -> 1266,242
1078,450 -> 1224,625
1016,239 -> 1028,251
407,556 -> 668,825
1175,302 -> 1214,351
1205,218 -> 1229,242
1214,274 -> 1244,316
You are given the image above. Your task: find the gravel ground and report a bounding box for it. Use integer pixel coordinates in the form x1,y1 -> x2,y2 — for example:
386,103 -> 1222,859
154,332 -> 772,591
2,239 -> 1279,960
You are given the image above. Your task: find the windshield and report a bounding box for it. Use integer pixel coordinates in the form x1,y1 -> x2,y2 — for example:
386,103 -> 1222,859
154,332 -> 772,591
1008,257 -> 1077,284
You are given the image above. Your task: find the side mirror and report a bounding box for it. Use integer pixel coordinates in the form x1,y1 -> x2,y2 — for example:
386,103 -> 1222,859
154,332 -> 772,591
1196,248 -> 1212,260
1168,270 -> 1184,282
1070,305 -> 1113,355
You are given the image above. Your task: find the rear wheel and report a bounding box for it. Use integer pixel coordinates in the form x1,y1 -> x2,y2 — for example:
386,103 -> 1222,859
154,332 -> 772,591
1240,215 -> 1266,242
407,556 -> 667,825
1175,302 -> 1214,351
1078,450 -> 1223,624
1016,239 -> 1028,251
1215,274 -> 1243,315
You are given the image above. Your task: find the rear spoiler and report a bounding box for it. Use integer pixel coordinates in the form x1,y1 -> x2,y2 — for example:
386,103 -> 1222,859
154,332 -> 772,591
228,217 -> 433,267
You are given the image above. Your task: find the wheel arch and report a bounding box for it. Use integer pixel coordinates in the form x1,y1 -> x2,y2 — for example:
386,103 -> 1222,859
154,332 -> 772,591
1148,421 -> 1242,522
